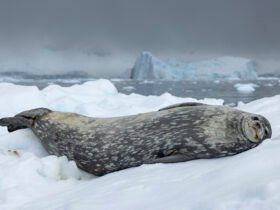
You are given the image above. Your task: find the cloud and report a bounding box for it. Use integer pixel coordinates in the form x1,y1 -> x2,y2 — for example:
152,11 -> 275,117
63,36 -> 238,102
0,0 -> 279,76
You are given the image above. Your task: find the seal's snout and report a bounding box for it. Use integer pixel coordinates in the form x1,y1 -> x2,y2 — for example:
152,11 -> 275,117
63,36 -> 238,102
259,116 -> 272,139
242,115 -> 272,143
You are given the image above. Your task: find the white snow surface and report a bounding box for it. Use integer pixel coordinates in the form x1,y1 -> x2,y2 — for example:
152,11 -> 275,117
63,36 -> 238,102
131,52 -> 258,80
234,83 -> 260,94
0,80 -> 279,210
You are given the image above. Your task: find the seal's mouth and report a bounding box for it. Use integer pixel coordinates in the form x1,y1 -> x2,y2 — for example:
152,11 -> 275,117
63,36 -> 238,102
241,115 -> 272,143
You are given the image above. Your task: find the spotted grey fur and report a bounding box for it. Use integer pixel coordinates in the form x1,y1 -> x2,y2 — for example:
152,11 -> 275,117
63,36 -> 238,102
0,103 -> 272,176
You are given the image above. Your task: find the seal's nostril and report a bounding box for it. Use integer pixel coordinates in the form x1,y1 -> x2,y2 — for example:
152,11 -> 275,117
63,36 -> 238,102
265,129 -> 270,137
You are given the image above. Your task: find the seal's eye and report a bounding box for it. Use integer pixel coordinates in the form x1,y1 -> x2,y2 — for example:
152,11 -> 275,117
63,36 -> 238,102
252,117 -> 259,121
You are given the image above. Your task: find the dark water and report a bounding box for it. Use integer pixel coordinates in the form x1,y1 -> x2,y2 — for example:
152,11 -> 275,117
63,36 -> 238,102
113,80 -> 280,105
1,78 -> 280,106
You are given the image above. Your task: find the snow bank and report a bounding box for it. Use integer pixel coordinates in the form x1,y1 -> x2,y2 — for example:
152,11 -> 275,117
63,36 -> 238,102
234,83 -> 259,94
0,80 -> 279,210
130,52 -> 258,80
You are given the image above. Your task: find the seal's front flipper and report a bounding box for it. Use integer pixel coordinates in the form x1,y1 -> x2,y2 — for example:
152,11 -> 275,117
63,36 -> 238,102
159,102 -> 207,111
0,117 -> 32,132
144,154 -> 192,164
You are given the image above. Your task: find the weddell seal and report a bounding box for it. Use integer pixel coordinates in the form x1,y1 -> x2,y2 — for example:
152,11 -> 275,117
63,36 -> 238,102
0,103 -> 272,176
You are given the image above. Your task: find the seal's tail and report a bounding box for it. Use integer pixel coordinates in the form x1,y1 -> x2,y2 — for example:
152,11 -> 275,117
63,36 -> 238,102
0,108 -> 51,132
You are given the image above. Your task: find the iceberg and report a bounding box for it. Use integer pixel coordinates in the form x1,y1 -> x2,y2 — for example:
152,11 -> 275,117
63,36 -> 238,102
130,52 -> 258,80
234,83 -> 259,94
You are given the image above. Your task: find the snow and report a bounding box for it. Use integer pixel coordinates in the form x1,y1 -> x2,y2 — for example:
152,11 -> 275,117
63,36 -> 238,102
234,83 -> 259,94
0,79 -> 280,210
130,52 -> 258,80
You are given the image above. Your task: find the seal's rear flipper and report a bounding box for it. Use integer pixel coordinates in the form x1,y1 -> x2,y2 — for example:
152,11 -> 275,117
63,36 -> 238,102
0,117 -> 32,132
0,108 -> 52,132
15,108 -> 51,119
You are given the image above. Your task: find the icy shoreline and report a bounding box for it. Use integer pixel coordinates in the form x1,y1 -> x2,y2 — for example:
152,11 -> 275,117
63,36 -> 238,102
0,80 -> 280,210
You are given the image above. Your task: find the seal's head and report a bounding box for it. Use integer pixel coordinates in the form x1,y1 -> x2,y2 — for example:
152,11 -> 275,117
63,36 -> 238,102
241,115 -> 272,144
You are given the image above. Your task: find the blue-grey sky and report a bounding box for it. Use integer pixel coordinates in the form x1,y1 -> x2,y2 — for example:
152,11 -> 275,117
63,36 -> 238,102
0,0 -> 280,76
